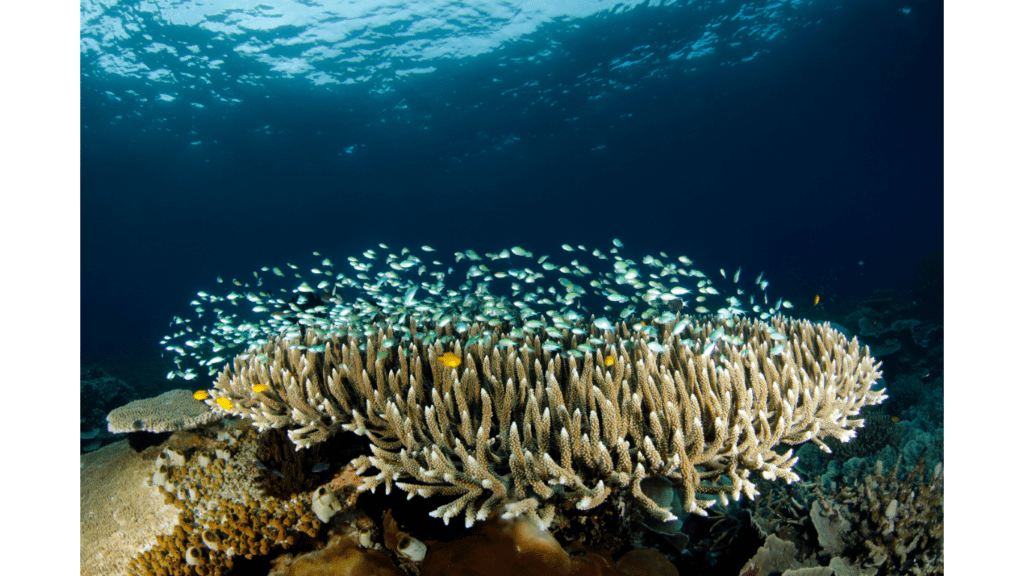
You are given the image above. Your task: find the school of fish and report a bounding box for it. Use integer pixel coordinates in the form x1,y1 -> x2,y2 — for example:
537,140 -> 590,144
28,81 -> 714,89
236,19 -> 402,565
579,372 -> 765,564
160,239 -> 794,382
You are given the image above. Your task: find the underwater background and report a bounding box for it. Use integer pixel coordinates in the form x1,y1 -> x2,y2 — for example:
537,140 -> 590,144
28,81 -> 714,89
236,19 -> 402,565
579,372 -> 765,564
78,0 -> 946,575
81,0 -> 941,377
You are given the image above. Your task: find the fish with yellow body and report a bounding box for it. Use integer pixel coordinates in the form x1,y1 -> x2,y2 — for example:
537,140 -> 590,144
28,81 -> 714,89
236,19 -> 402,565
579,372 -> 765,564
439,351 -> 461,367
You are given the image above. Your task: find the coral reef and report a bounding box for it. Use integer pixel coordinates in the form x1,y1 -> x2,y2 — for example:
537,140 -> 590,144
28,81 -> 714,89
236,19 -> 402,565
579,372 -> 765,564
746,476 -> 819,558
107,389 -> 222,434
99,242 -> 928,576
89,412 -> 701,576
203,315 -> 885,528
740,455 -> 942,575
809,457 -> 943,575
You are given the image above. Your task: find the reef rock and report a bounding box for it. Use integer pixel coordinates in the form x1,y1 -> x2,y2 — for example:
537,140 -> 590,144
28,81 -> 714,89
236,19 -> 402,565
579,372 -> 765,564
80,440 -> 180,576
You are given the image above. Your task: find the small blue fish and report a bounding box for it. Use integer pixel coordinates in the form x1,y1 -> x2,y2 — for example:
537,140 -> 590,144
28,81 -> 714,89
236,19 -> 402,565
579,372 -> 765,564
672,320 -> 690,336
403,286 -> 418,306
311,462 -> 330,473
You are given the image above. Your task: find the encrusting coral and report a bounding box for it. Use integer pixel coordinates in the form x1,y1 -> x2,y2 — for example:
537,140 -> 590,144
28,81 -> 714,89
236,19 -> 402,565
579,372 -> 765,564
203,313 -> 885,528
107,388 -> 222,434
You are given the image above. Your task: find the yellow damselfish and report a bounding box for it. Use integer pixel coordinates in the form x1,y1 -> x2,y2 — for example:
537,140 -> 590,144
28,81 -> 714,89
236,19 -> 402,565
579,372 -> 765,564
439,351 -> 461,368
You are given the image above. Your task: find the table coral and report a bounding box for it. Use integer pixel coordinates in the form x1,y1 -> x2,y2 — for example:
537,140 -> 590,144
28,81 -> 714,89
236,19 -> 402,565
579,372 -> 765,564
107,389 -> 221,434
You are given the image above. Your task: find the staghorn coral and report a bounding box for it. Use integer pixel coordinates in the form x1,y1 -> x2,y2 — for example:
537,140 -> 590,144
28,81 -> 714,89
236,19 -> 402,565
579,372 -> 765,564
107,389 -> 222,434
203,313 -> 885,529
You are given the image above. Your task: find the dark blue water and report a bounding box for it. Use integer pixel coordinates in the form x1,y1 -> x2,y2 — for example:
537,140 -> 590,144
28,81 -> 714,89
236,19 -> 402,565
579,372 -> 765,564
81,0 -> 941,378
